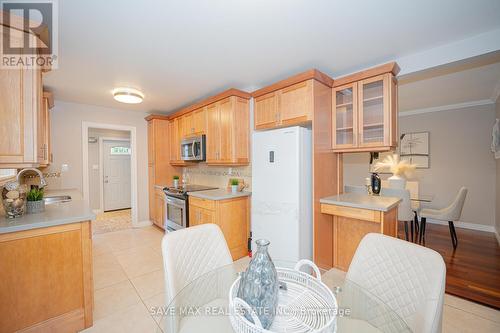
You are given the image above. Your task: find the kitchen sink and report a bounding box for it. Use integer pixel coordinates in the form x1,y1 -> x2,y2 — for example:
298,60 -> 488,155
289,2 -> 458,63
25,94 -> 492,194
43,195 -> 72,204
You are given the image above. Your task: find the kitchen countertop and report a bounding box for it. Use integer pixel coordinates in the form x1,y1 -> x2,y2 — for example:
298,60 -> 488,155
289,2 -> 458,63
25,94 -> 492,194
320,193 -> 401,212
0,199 -> 95,234
44,188 -> 83,200
188,189 -> 251,200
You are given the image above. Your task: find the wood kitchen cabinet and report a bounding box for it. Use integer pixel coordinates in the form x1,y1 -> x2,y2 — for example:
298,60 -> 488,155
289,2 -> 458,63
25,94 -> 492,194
254,91 -> 279,129
253,70 -> 332,130
189,205 -> 215,226
0,26 -> 51,168
169,117 -> 183,165
166,88 -> 251,166
189,195 -> 250,260
205,96 -> 250,165
0,66 -> 44,167
0,221 -> 93,332
320,201 -> 398,271
152,187 -> 165,228
146,115 -> 180,228
181,107 -> 206,138
332,64 -> 399,152
38,91 -> 54,166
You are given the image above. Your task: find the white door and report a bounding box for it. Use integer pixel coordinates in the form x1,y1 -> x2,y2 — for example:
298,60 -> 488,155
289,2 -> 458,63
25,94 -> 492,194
103,140 -> 131,211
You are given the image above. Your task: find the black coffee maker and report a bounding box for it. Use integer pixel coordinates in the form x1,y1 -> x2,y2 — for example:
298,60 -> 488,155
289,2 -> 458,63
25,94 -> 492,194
371,172 -> 381,195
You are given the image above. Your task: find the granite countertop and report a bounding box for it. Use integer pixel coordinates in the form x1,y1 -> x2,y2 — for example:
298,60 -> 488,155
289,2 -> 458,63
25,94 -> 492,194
320,193 -> 401,212
188,189 -> 252,200
0,199 -> 95,234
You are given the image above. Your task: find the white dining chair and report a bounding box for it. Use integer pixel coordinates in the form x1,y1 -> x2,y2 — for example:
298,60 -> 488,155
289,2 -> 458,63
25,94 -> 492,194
381,188 -> 414,241
419,187 -> 468,249
161,224 -> 234,333
347,233 -> 446,333
382,180 -> 421,236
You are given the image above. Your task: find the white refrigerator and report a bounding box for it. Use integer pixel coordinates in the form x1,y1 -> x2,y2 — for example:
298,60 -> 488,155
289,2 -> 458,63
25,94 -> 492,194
251,126 -> 312,262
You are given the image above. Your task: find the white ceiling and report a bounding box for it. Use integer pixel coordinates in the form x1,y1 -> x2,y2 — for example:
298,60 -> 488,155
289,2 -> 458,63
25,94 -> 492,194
44,0 -> 500,113
399,58 -> 500,112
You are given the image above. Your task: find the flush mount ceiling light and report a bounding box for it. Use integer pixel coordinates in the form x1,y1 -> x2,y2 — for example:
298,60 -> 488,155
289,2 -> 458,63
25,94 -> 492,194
112,87 -> 144,104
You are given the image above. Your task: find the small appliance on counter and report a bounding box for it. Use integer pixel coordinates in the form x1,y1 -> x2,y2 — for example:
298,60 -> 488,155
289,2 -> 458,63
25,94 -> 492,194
370,172 -> 381,195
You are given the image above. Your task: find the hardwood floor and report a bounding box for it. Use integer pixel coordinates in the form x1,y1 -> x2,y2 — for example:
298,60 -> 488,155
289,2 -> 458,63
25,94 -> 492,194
398,221 -> 500,309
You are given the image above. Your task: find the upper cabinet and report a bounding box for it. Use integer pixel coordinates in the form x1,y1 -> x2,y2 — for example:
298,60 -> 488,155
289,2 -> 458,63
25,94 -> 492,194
332,63 -> 399,152
168,89 -> 251,166
253,70 -> 333,130
206,96 -> 250,165
181,107 -> 206,138
0,26 -> 51,168
0,67 -> 47,168
169,117 -> 188,166
38,91 -> 54,166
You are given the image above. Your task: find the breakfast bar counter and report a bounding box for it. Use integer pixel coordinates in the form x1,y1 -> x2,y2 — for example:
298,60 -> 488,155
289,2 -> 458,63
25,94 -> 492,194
320,193 -> 401,271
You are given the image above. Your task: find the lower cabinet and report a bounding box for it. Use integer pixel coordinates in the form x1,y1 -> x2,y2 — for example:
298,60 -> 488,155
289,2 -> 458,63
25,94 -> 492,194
189,196 -> 250,260
152,187 -> 165,229
0,221 -> 93,332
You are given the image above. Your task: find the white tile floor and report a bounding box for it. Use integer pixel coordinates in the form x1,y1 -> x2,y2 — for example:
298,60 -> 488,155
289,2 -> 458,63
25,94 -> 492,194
82,226 -> 500,332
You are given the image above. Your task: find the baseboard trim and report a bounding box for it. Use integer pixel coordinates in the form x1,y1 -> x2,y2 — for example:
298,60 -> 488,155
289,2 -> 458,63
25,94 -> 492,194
132,220 -> 153,228
426,218 -> 495,233
495,229 -> 500,245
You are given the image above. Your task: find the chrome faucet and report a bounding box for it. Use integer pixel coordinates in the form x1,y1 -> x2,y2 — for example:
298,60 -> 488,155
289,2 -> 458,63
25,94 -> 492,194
16,168 -> 47,188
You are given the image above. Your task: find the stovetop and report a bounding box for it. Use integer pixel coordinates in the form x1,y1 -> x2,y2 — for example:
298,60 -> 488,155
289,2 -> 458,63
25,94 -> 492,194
163,184 -> 217,198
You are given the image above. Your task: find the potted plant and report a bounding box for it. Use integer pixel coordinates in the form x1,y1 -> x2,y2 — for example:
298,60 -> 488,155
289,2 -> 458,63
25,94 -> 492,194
26,186 -> 45,214
230,179 -> 239,194
173,175 -> 180,188
373,154 -> 416,189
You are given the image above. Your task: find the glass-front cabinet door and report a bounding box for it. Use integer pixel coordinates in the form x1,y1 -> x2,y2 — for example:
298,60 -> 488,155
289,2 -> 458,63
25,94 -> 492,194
332,83 -> 358,149
358,74 -> 389,147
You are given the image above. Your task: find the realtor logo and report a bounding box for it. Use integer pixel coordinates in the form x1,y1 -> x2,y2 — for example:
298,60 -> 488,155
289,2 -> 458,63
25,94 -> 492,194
1,0 -> 58,69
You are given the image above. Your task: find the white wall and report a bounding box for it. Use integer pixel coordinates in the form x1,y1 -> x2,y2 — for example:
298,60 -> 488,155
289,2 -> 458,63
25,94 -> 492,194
46,100 -> 150,222
344,104 -> 497,229
88,128 -> 130,210
495,98 -> 500,238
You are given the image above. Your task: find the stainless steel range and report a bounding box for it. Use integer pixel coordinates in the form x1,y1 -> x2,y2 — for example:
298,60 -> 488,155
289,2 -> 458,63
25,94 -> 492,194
163,184 -> 217,232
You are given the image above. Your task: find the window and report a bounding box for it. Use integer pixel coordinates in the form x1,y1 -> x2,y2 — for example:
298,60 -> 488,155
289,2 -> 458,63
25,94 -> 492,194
0,169 -> 16,180
110,146 -> 131,155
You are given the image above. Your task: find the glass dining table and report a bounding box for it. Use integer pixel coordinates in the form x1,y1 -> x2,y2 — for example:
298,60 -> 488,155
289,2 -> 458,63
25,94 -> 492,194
411,194 -> 434,203
155,260 -> 411,333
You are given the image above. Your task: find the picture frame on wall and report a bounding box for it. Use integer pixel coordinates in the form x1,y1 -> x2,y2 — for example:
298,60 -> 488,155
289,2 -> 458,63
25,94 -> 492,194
400,131 -> 430,168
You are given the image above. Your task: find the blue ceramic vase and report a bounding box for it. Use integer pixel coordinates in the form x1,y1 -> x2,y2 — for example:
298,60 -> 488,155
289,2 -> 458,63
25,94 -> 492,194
237,239 -> 279,329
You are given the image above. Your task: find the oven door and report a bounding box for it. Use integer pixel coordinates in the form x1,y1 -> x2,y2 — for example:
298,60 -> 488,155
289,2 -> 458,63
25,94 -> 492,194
164,195 -> 187,231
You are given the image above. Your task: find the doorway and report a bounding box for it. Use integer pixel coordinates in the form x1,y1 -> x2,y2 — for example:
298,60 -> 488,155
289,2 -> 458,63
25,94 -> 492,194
82,122 -> 144,231
102,139 -> 131,211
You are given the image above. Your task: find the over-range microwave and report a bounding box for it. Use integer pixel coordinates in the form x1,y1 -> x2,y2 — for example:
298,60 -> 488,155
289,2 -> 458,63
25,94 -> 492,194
181,135 -> 206,161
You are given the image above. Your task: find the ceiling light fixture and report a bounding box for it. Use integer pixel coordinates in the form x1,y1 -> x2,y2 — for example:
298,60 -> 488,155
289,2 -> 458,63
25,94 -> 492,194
112,87 -> 144,104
